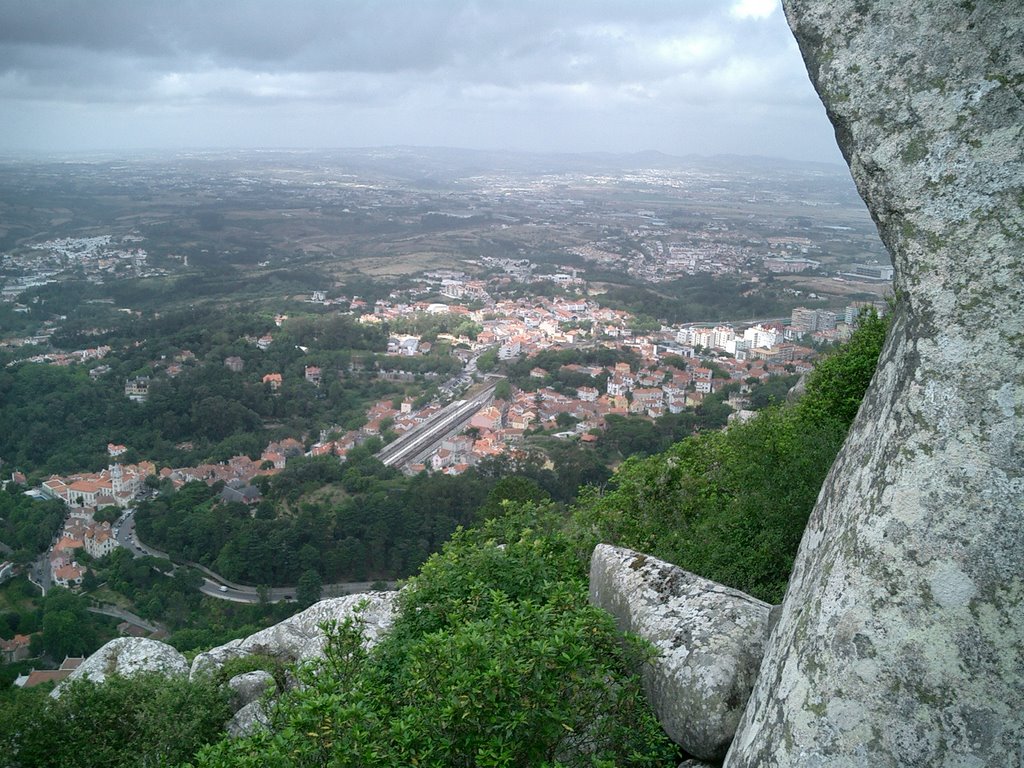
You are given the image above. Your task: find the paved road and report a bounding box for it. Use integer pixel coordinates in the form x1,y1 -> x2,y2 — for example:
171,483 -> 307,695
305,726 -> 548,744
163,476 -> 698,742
28,525 -> 63,596
198,577 -> 398,604
87,604 -> 164,634
118,508 -> 396,604
114,509 -> 169,560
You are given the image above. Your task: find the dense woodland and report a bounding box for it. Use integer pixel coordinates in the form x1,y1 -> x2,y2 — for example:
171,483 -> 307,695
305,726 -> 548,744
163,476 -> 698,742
0,487 -> 64,563
599,274 -> 803,325
133,441 -> 604,586
131,371 -> 741,588
0,307 -> 432,476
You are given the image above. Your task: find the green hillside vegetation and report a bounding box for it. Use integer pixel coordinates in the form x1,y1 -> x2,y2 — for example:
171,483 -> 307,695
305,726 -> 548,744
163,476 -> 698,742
0,487 -> 64,563
133,443 -> 603,587
198,506 -> 679,767
569,309 -> 889,603
135,448 -> 478,586
0,312 -> 888,766
598,274 -> 804,325
0,308 -> 397,476
1,672 -> 232,768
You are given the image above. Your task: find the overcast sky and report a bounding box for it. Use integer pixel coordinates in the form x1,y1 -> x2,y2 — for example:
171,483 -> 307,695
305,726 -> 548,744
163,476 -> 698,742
0,0 -> 844,162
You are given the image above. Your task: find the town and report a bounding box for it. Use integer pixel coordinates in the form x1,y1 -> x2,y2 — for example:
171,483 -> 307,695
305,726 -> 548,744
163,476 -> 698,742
11,278 -> 884,601
0,148 -> 890,689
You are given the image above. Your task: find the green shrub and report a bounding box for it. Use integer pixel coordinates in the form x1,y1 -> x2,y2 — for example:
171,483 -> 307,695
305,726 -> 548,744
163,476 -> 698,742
796,309 -> 890,428
0,672 -> 231,768
198,505 -> 679,767
215,652 -> 288,692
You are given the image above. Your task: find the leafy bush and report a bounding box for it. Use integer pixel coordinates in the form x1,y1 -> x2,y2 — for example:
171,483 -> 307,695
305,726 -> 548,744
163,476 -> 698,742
199,505 -> 679,767
0,672 -> 231,768
0,486 -> 64,562
794,308 -> 890,427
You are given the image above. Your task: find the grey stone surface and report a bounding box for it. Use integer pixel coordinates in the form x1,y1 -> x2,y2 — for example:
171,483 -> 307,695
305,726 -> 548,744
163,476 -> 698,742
228,670 -> 276,710
727,2 -> 1024,766
190,592 -> 399,680
53,637 -> 188,697
786,373 -> 808,403
226,699 -> 270,739
589,544 -> 771,762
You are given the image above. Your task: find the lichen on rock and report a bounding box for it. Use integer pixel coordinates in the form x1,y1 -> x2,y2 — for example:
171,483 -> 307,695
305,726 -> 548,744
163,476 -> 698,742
52,637 -> 189,697
589,544 -> 772,762
190,591 -> 399,681
725,2 -> 1024,766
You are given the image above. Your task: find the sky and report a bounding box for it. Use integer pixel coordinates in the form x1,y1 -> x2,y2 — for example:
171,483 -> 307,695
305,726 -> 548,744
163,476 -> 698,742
0,0 -> 844,163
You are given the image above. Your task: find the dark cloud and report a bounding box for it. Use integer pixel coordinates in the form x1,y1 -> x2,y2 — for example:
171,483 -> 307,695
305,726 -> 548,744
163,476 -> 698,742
0,0 -> 842,162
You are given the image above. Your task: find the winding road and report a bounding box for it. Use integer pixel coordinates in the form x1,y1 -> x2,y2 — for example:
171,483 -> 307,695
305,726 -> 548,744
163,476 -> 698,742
114,508 -> 395,604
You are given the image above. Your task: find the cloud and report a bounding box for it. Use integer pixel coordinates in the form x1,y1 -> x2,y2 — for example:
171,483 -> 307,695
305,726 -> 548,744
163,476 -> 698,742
730,0 -> 780,21
0,0 -> 839,161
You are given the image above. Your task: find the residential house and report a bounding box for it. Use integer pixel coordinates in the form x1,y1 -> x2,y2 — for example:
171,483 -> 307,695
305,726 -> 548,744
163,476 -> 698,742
124,376 -> 150,402
13,657 -> 85,689
53,562 -> 86,588
260,438 -> 303,469
667,391 -> 689,414
0,634 -> 31,663
498,338 -> 522,360
636,369 -> 664,388
694,379 -> 715,394
84,522 -> 118,559
632,388 -> 665,416
219,482 -> 262,505
431,448 -> 454,471
508,408 -> 536,431
469,406 -> 503,432
606,374 -> 631,397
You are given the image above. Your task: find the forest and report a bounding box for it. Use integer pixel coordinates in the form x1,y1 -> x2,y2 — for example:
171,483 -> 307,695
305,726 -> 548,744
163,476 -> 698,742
0,487 -> 64,563
0,307 -> 414,476
133,438 -> 608,587
598,274 -> 801,325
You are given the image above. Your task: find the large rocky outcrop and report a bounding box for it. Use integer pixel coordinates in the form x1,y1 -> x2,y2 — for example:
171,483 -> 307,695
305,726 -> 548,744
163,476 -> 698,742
53,637 -> 188,697
727,3 -> 1023,766
589,545 -> 772,762
190,591 -> 399,680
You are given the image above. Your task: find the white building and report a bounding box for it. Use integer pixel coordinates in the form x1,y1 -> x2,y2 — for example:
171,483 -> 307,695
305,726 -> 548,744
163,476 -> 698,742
743,324 -> 780,349
498,338 -> 522,360
84,522 -> 118,559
